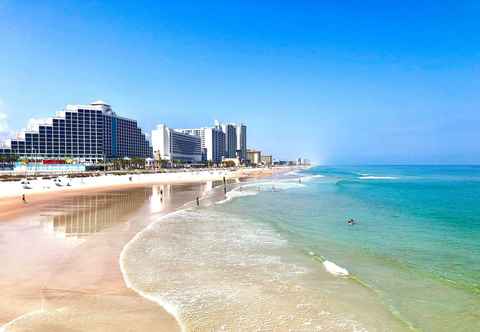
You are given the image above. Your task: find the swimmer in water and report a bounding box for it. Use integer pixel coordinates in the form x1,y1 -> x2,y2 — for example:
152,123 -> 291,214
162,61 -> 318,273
347,218 -> 355,225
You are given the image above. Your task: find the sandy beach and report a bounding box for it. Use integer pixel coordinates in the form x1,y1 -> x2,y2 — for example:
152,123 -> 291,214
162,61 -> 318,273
0,168 -> 276,220
0,167 -> 291,332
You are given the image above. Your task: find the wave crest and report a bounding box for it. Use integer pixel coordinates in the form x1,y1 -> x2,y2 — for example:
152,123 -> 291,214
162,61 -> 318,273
358,176 -> 398,180
323,260 -> 350,277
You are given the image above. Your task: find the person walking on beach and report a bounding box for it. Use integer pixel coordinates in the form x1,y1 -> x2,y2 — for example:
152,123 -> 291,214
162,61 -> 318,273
196,196 -> 200,207
22,194 -> 26,204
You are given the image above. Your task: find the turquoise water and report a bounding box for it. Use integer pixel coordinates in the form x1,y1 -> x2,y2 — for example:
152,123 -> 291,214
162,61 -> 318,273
223,166 -> 480,331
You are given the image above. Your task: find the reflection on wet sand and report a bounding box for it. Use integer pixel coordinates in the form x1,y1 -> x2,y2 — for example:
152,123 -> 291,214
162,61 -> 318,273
39,191 -> 150,238
35,180 -> 228,240
0,180 -> 241,332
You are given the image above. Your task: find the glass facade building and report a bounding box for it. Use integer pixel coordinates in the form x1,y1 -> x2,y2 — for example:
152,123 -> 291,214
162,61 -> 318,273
177,127 -> 225,163
170,130 -> 202,161
236,124 -> 247,162
151,124 -> 202,163
221,123 -> 237,158
177,121 -> 245,164
0,101 -> 152,161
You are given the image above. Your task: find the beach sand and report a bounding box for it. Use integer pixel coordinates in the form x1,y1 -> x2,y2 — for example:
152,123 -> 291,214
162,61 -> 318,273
0,168 -> 276,220
0,167 -> 290,332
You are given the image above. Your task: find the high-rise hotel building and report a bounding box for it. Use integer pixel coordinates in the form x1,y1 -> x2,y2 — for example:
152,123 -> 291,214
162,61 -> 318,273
178,121 -> 246,164
236,123 -> 247,162
220,123 -> 237,158
151,124 -> 202,163
177,126 -> 226,163
0,101 -> 152,161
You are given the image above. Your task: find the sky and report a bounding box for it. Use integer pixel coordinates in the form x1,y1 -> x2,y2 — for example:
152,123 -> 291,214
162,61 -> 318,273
0,0 -> 479,164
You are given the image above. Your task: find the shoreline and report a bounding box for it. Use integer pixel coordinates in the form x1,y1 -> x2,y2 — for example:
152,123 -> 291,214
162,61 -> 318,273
119,208 -> 190,332
118,167 -> 299,332
0,167 -> 284,220
119,167 -> 412,332
0,166 -> 298,332
118,178 -> 266,332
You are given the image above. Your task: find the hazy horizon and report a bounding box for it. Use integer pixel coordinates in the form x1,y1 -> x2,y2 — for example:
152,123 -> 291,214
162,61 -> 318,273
1,1 -> 479,164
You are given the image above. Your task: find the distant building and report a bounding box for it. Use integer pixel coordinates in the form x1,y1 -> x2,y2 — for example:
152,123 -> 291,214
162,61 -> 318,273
261,155 -> 273,166
220,123 -> 237,158
151,124 -> 202,163
177,127 -> 225,163
297,158 -> 311,166
0,101 -> 152,162
236,124 -> 247,162
247,149 -> 262,166
176,121 -> 246,164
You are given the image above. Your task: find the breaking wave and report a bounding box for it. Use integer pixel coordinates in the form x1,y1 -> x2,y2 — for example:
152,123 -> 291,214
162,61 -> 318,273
358,176 -> 399,180
120,206 -> 373,331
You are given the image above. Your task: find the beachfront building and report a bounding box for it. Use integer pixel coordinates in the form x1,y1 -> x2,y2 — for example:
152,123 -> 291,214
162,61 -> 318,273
176,121 -> 246,165
0,101 -> 152,162
236,123 -> 247,162
261,155 -> 273,166
151,124 -> 202,163
177,127 -> 225,164
220,123 -> 237,158
297,158 -> 311,166
247,149 -> 262,166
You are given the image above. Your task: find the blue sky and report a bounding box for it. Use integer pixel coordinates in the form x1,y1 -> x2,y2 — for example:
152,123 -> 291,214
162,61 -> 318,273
1,0 -> 479,164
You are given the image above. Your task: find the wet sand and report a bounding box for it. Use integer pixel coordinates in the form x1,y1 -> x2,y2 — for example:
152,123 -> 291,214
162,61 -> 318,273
0,182 -> 220,332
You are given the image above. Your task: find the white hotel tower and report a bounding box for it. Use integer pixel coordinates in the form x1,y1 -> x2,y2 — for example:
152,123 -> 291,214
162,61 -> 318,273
177,126 -> 225,163
177,121 -> 247,164
151,124 -> 202,163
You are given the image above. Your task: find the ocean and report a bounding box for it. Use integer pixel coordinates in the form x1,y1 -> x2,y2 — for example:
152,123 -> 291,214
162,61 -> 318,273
121,166 -> 480,331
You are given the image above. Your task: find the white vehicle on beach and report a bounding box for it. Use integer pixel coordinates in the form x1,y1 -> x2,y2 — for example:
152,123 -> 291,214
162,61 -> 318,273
20,179 -> 32,189
54,177 -> 71,187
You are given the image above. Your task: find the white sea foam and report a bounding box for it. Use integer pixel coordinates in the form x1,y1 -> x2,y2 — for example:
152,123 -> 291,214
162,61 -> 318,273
216,188 -> 258,205
358,176 -> 398,180
0,309 -> 45,332
242,180 -> 305,191
119,208 -> 189,332
120,206 -> 372,331
286,170 -> 324,181
323,260 -> 350,277
286,170 -> 301,176
217,173 -> 317,206
298,174 -> 325,182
